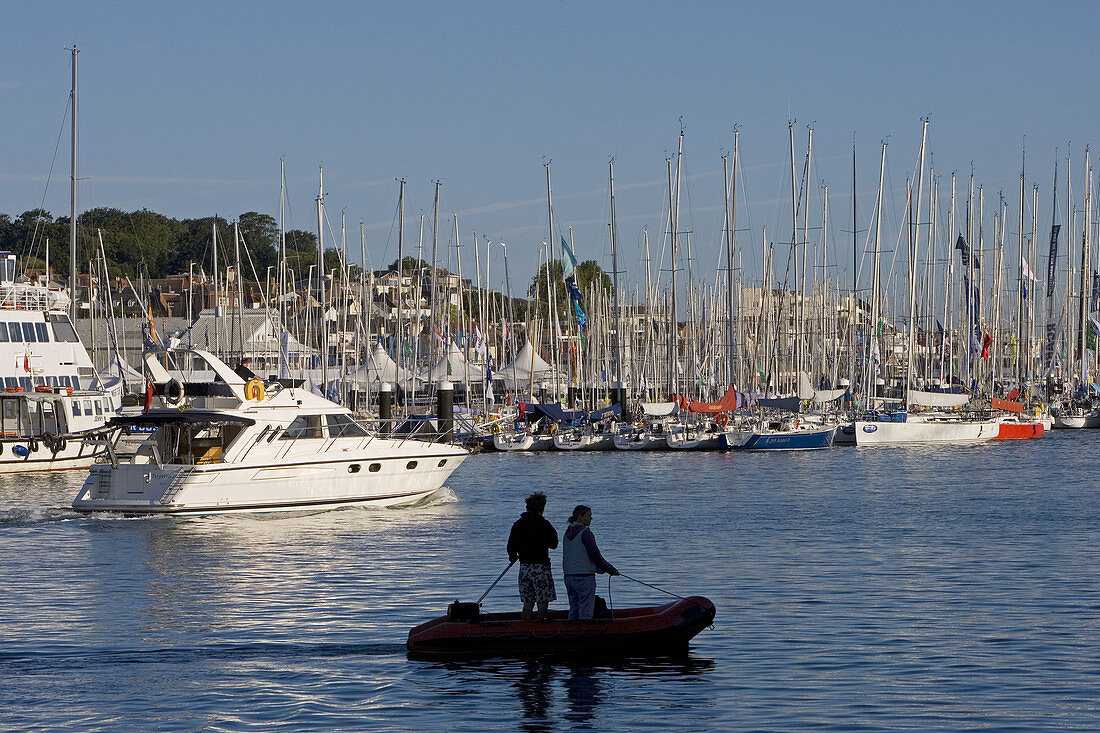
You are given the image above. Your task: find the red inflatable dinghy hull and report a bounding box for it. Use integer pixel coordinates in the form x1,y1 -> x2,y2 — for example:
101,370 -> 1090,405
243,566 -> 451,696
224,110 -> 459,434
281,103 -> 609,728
406,596 -> 715,658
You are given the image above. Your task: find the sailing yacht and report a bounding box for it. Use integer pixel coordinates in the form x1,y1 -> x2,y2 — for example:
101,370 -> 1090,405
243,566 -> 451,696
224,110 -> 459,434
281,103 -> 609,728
72,349 -> 467,515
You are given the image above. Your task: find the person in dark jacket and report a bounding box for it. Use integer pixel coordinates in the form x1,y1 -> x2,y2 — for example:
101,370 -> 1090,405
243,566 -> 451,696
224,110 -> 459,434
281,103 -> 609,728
507,491 -> 559,621
562,504 -> 618,620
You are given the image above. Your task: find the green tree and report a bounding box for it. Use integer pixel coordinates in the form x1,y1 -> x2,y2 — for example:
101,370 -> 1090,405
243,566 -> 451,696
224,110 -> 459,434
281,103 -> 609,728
527,259 -> 611,318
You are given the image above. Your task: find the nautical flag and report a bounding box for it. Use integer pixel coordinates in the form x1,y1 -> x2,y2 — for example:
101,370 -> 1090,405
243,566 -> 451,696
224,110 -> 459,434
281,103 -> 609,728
23,353 -> 30,373
1088,317 -> 1100,351
486,364 -> 495,405
981,331 -> 993,360
1047,224 -> 1061,297
278,330 -> 291,379
560,236 -> 578,279
963,275 -> 981,313
501,320 -> 510,340
1021,257 -> 1038,300
956,234 -> 979,269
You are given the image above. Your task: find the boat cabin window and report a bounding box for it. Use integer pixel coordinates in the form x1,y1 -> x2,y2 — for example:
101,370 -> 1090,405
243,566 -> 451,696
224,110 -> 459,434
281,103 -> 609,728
326,414 -> 369,437
281,415 -> 324,439
7,323 -> 20,342
48,315 -> 80,343
34,323 -> 48,342
159,423 -> 247,465
0,326 -> 8,343
71,399 -> 82,416
4,378 -> 16,390
83,400 -> 92,416
21,323 -> 36,342
94,400 -> 103,416
18,377 -> 30,392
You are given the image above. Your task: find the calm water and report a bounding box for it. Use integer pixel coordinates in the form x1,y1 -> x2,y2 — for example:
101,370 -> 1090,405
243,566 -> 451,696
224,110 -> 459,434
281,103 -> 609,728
4,431 -> 1100,731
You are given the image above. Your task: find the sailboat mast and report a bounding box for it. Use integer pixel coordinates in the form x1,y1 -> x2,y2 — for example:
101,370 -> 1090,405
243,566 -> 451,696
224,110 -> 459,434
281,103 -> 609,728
609,160 -> 622,390
69,46 -> 79,323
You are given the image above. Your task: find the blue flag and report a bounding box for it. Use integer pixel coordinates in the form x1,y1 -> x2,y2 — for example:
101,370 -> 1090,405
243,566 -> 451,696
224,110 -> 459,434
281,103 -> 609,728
560,236 -> 578,279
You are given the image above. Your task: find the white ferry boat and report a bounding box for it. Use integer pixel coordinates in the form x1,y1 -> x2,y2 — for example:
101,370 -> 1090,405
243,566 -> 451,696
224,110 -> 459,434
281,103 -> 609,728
72,349 -> 467,515
0,253 -> 112,471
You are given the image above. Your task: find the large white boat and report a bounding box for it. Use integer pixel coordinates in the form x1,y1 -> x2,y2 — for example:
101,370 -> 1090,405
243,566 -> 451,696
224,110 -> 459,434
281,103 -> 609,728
72,349 -> 467,515
0,253 -> 113,471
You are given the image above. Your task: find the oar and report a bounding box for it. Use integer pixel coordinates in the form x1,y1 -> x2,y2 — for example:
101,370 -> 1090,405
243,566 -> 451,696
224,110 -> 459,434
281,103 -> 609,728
476,560 -> 516,605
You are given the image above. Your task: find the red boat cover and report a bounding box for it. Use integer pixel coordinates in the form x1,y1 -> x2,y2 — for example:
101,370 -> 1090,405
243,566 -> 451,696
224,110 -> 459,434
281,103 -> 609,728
991,398 -> 1023,413
686,385 -> 739,414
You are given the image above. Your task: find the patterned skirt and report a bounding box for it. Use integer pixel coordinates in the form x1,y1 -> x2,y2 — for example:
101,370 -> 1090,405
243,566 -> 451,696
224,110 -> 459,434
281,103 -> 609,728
518,563 -> 557,604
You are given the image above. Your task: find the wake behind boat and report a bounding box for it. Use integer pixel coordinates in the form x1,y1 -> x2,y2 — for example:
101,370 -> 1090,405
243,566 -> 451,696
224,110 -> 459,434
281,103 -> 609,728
72,349 -> 467,515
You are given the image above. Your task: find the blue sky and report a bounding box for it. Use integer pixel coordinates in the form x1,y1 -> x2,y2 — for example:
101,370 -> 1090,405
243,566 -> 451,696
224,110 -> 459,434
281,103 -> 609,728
1,1 -> 1093,293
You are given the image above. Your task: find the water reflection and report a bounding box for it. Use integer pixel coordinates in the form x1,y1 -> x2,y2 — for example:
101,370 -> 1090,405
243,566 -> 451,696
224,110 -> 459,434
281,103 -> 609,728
441,653 -> 714,731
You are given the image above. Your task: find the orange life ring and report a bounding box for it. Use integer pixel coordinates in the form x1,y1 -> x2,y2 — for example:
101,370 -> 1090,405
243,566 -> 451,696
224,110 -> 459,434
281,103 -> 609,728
716,413 -> 729,428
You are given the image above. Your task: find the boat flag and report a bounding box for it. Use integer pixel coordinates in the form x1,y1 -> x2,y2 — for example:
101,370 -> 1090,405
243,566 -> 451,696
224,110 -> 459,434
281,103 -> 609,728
560,236 -> 578,279
981,331 -> 993,360
1047,224 -> 1061,297
956,234 -> 979,268
23,352 -> 30,373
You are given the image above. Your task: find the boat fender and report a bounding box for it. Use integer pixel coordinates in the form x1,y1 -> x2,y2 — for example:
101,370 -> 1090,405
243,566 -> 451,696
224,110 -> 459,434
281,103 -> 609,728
29,439 -> 39,453
245,378 -> 266,401
56,438 -> 66,452
164,378 -> 185,406
716,413 -> 729,428
0,441 -> 4,455
42,433 -> 56,452
491,423 -> 502,435
549,423 -> 558,436
447,600 -> 481,622
12,444 -> 28,457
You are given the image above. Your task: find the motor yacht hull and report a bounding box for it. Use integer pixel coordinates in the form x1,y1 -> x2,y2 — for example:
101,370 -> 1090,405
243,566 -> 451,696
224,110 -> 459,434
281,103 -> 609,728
73,437 -> 467,515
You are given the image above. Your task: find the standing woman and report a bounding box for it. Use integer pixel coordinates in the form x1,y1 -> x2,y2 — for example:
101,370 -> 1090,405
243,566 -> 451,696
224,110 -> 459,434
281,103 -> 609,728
562,505 -> 619,620
507,491 -> 558,621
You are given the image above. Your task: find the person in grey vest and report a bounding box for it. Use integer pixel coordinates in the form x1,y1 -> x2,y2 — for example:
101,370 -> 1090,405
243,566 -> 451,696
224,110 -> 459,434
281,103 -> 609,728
507,491 -> 559,621
562,505 -> 619,620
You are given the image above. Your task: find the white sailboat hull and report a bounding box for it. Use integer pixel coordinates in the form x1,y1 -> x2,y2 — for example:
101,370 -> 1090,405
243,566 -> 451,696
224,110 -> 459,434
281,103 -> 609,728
854,418 -> 998,445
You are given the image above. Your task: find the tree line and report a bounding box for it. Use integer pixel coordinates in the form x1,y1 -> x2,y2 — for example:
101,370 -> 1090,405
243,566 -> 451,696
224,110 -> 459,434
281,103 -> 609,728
0,208 -> 336,283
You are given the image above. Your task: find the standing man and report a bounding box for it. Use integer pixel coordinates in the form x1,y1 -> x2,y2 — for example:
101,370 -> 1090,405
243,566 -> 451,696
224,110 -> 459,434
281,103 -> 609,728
507,491 -> 558,621
563,505 -> 619,620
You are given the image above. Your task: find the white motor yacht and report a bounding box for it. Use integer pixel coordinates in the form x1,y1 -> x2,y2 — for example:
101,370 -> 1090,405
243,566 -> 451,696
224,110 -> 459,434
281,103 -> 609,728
72,349 -> 467,515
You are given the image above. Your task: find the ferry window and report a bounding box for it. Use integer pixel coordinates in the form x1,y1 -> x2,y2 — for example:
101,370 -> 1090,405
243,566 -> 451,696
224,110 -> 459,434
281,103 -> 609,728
438,459 -> 447,467
0,326 -> 8,343
71,375 -> 80,389
94,401 -> 103,416
48,316 -> 80,343
4,399 -> 18,420
46,376 -> 57,387
18,377 -> 31,392
71,401 -> 81,416
22,323 -> 36,342
8,323 -> 21,342
368,463 -> 381,472
34,323 -> 48,342
348,464 -> 361,473
406,460 -> 418,470
4,378 -> 16,389
59,376 -> 70,388
326,414 -> 369,437
83,400 -> 92,415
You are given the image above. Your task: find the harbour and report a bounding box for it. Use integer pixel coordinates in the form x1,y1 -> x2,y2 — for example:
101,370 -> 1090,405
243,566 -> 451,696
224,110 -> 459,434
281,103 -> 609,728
5,435 -> 1100,730
7,2 -> 1100,730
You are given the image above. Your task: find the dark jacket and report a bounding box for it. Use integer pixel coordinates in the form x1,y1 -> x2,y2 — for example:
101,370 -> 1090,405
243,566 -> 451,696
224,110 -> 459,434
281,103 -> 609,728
507,511 -> 558,566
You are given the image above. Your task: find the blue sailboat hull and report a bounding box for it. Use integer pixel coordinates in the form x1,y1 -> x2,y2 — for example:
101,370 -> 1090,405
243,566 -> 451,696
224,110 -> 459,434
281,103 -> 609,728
720,426 -> 836,451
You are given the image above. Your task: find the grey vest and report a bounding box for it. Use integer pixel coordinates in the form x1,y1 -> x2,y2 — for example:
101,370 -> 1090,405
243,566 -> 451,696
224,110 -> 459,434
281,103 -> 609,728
562,526 -> 596,575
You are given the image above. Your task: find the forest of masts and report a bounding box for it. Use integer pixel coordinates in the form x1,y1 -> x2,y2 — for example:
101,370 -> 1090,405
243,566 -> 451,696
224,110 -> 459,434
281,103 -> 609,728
186,121 -> 1099,411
